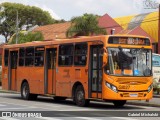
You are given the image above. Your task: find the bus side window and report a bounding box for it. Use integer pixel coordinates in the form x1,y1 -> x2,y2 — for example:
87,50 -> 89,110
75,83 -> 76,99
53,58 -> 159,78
74,43 -> 87,66
19,48 -> 25,66
58,44 -> 73,66
25,47 -> 34,66
35,47 -> 44,67
4,49 -> 9,66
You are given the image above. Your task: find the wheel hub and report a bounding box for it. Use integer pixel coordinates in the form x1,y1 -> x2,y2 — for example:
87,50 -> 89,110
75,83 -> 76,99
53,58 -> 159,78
77,91 -> 84,101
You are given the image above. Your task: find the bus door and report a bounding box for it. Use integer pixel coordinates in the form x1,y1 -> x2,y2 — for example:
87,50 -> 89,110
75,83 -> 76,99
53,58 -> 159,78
90,45 -> 103,99
8,50 -> 18,90
45,48 -> 57,94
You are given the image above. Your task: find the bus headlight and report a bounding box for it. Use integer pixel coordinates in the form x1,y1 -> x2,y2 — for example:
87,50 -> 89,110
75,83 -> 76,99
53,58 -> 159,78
106,82 -> 118,93
148,84 -> 153,93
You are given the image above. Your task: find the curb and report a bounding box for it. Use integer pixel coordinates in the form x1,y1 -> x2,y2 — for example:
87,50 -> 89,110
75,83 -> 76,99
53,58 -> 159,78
127,101 -> 160,108
153,95 -> 160,98
0,89 -> 19,94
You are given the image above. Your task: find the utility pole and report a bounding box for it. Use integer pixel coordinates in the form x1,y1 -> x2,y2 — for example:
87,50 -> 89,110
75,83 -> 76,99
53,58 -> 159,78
158,4 -> 160,54
16,10 -> 19,44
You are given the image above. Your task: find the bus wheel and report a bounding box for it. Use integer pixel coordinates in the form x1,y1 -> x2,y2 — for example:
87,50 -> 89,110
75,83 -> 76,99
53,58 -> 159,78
54,97 -> 67,101
21,82 -> 37,100
75,85 -> 89,107
113,100 -> 126,107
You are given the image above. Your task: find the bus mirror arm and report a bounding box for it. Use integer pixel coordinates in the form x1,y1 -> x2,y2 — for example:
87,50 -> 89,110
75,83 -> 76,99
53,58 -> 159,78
103,47 -> 107,53
102,52 -> 108,68
102,61 -> 107,68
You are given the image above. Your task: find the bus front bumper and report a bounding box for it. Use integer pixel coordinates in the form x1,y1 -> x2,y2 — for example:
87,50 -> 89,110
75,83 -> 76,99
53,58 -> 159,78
103,87 -> 153,100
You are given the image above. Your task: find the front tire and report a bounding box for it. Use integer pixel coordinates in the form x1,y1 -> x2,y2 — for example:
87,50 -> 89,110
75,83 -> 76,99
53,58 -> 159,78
75,85 -> 89,107
113,100 -> 126,107
21,82 -> 37,100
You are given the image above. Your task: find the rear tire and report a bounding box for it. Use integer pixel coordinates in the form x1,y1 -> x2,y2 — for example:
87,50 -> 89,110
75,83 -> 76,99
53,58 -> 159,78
75,85 -> 89,107
21,82 -> 37,100
113,100 -> 126,107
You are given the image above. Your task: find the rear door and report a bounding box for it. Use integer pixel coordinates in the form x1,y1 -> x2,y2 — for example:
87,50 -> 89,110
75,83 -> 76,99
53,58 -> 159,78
45,48 -> 57,94
9,50 -> 18,90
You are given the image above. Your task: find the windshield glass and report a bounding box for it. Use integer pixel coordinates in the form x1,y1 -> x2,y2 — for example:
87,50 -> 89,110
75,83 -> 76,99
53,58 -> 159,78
105,48 -> 152,76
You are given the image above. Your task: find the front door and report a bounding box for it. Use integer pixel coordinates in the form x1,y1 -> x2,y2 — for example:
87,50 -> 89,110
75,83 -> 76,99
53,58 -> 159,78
90,45 -> 103,98
9,51 -> 18,90
45,48 -> 57,94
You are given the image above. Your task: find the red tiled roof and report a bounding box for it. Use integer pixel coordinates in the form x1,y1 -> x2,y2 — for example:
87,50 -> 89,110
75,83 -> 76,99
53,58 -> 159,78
33,13 -> 124,41
33,22 -> 71,40
98,14 -> 123,34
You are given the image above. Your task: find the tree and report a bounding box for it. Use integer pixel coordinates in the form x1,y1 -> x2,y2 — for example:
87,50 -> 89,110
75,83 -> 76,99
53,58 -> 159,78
66,13 -> 106,38
0,2 -> 54,43
9,31 -> 44,44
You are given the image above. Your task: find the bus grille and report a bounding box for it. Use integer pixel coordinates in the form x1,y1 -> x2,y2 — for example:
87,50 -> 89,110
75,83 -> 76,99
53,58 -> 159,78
120,93 -> 146,97
116,78 -> 148,85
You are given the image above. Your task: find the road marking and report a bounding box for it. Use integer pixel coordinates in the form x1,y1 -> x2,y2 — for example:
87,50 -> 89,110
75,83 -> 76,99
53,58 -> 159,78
0,104 -> 6,106
58,109 -> 91,111
0,107 -> 34,110
126,104 -> 154,109
0,102 -> 45,110
56,113 -> 76,117
0,117 -> 19,120
57,114 -> 103,120
0,102 -> 64,111
111,117 -> 138,120
36,117 -> 62,120
89,113 -> 111,117
75,117 -> 102,120
0,102 -> 33,108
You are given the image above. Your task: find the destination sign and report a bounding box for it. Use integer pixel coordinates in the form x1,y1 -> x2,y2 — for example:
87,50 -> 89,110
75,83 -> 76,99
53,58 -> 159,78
108,37 -> 150,45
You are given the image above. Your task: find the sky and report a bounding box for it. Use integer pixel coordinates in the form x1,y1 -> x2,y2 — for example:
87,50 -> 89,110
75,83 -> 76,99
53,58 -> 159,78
0,0 -> 160,42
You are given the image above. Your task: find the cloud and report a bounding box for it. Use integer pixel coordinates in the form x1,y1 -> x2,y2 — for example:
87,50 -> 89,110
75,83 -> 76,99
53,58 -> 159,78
0,0 -> 7,4
0,0 -> 159,20
0,0 -> 29,4
41,5 -> 61,20
0,35 -> 5,43
0,0 -> 61,20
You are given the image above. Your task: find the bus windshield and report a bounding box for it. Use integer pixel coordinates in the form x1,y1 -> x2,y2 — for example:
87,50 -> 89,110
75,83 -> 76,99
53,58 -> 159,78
105,48 -> 152,76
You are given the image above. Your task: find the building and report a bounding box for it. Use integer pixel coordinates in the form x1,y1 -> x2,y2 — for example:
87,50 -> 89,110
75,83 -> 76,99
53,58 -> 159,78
33,22 -> 71,40
114,11 -> 158,53
32,11 -> 159,53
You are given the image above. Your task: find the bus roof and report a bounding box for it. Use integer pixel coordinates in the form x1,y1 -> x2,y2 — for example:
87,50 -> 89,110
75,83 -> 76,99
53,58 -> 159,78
3,35 -> 150,49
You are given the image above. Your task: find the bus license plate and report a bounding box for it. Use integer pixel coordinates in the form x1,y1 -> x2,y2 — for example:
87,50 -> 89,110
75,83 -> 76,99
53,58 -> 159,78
130,93 -> 138,97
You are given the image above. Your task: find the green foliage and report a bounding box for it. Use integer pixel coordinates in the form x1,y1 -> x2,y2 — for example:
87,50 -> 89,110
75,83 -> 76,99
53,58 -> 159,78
0,2 -> 54,43
9,31 -> 44,44
66,13 -> 107,38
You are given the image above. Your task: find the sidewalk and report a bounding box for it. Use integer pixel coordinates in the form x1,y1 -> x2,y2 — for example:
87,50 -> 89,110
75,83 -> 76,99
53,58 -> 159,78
0,86 -> 160,107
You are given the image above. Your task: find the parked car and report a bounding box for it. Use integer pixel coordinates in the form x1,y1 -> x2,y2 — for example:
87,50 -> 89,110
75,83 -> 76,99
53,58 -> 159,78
152,53 -> 160,94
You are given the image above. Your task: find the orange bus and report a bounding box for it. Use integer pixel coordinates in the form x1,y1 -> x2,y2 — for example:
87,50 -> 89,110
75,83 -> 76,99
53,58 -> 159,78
2,35 -> 153,107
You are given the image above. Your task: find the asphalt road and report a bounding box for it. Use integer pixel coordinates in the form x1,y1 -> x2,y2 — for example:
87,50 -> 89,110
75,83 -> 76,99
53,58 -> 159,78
0,93 -> 159,120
